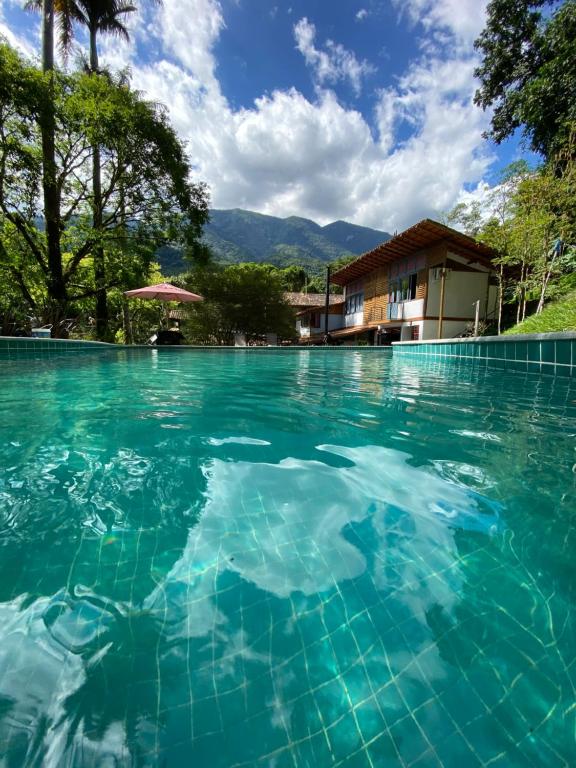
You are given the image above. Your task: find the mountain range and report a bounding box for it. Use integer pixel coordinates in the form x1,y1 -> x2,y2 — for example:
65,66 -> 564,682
157,209 -> 391,274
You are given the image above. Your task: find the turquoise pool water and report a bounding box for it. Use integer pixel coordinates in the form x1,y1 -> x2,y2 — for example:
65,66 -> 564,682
0,349 -> 574,767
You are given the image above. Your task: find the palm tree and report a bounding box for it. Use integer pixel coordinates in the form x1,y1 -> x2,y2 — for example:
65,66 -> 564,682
72,2 -> 137,340
27,1 -> 142,339
29,0 -> 68,330
71,1 -> 136,73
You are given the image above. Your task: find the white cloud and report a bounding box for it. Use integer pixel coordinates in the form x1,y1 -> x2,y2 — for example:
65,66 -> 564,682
158,0 -> 224,87
356,9 -> 369,21
0,0 -> 497,233
0,0 -> 37,58
393,0 -> 488,50
294,16 -> 375,97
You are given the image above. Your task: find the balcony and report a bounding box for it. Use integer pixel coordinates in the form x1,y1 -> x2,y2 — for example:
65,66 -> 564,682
386,298 -> 424,321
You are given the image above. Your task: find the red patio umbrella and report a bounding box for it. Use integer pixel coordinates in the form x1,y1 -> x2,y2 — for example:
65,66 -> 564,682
124,282 -> 203,302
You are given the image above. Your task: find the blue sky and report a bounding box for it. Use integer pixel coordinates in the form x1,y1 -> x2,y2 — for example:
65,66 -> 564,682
0,0 -> 534,232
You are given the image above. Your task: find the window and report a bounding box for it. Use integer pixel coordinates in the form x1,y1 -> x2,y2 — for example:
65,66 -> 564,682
345,292 -> 364,315
388,273 -> 417,303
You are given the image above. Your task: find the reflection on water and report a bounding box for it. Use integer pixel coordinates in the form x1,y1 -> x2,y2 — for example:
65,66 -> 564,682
0,350 -> 574,767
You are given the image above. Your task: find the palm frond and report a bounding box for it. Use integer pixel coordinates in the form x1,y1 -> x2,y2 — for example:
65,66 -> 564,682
56,0 -> 82,57
97,16 -> 130,41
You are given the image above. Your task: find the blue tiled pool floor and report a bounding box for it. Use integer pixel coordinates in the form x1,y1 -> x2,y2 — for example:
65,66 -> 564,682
0,350 -> 574,766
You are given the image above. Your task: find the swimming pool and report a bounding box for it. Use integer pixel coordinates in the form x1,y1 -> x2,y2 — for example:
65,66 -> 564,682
0,349 -> 574,766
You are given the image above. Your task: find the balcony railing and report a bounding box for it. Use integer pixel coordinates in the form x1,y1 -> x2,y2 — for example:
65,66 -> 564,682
386,298 -> 424,321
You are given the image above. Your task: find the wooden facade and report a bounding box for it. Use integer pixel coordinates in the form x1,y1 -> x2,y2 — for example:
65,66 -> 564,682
321,219 -> 498,344
361,257 -> 430,327
363,268 -> 388,324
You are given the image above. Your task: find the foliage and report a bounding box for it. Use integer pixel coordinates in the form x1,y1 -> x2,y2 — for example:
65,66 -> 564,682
474,0 -> 576,160
504,286 -> 576,333
446,137 -> 576,331
157,208 -> 391,274
0,42 -> 209,337
330,253 -> 357,272
276,265 -> 308,291
182,263 -> 297,345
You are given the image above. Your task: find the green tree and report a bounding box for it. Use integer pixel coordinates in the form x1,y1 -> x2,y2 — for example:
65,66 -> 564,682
77,0 -> 137,339
0,43 -> 209,335
37,0 -> 67,321
276,265 -> 308,292
27,0 -> 140,338
474,0 -> 576,161
446,151 -> 576,331
184,263 -> 296,345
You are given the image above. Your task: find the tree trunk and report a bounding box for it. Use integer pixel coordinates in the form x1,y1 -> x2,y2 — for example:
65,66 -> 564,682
497,264 -> 503,334
42,0 -> 54,73
40,0 -> 67,334
516,259 -> 527,325
536,240 -> 560,314
92,142 -> 108,338
90,26 -> 108,340
522,291 -> 527,321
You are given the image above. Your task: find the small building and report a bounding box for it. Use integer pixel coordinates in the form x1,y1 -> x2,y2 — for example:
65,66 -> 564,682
306,220 -> 498,345
296,297 -> 344,341
284,292 -> 345,342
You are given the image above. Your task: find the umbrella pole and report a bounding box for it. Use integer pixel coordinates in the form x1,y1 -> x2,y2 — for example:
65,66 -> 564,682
122,298 -> 133,344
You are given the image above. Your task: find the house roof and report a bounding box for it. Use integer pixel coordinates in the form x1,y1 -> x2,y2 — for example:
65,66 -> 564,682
284,292 -> 344,307
296,298 -> 344,316
331,219 -> 496,286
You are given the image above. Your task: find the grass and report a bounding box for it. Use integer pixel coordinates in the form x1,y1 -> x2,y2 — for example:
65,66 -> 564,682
504,280 -> 576,335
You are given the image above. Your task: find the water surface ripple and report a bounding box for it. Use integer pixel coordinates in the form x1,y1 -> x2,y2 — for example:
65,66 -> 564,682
0,349 -> 574,767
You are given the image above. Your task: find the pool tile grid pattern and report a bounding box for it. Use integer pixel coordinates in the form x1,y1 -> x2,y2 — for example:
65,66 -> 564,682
0,350 -> 574,766
393,334 -> 575,377
0,336 -> 115,360
5,492 -> 573,768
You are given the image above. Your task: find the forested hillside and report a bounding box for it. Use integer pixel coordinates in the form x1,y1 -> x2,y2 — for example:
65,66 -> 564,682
157,209 -> 390,274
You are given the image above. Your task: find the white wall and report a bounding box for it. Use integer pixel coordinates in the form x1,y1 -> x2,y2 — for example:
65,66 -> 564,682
298,313 -> 343,337
402,298 -> 424,319
427,270 -> 489,318
400,324 -> 412,341
421,319 -> 471,340
445,273 -> 489,317
328,314 -> 344,331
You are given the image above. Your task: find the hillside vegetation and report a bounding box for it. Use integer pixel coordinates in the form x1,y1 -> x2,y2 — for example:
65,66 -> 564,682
505,276 -> 576,334
157,208 -> 390,274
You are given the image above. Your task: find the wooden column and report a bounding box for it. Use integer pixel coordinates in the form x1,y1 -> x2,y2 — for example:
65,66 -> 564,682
324,265 -> 331,340
437,263 -> 447,339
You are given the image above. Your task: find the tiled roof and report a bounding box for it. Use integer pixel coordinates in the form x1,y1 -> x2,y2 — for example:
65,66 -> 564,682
296,300 -> 344,316
331,218 -> 496,285
284,292 -> 344,307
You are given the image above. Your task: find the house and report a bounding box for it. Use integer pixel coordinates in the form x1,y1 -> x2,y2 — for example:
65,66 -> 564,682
296,296 -> 345,341
284,292 -> 345,341
304,219 -> 498,345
